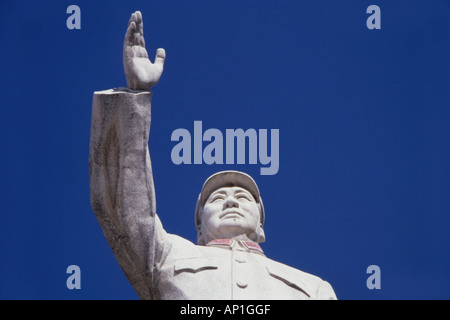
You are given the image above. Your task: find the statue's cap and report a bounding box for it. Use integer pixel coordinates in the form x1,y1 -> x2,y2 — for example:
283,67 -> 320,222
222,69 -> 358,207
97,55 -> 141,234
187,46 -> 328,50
199,171 -> 260,205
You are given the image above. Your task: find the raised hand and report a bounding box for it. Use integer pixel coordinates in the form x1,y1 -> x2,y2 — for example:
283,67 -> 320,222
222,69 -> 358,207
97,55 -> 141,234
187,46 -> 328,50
123,11 -> 165,91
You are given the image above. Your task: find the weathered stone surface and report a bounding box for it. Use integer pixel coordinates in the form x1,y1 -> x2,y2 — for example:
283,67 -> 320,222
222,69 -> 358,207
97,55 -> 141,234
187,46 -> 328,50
89,11 -> 337,300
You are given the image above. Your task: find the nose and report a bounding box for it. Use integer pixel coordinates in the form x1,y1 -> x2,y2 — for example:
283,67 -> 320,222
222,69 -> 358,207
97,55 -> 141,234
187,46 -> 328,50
223,196 -> 239,209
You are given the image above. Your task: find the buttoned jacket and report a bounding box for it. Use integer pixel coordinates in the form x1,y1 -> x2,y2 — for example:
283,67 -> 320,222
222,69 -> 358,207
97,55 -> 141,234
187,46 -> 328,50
154,233 -> 337,299
89,89 -> 337,300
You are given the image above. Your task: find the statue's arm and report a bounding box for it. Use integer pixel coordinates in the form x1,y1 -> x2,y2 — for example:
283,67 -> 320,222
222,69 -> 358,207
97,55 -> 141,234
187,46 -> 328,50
89,11 -> 166,300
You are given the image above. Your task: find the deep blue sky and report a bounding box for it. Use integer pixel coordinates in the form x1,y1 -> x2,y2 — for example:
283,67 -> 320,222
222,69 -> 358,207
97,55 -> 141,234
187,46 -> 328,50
0,0 -> 449,300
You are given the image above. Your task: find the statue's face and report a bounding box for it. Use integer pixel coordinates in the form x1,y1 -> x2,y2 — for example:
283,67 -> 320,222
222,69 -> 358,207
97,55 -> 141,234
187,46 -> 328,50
200,186 -> 261,243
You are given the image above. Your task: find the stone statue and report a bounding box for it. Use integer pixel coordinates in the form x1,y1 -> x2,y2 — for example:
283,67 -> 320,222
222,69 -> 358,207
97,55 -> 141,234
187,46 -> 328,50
89,11 -> 337,300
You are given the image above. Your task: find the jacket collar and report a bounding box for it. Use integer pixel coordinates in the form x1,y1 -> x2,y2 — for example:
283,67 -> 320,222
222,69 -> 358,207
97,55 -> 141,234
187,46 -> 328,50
206,239 -> 264,255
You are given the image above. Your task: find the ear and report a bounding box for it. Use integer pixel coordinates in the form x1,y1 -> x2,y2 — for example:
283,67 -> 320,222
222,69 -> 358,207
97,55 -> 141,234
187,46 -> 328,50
197,221 -> 206,245
258,224 -> 266,243
197,233 -> 206,245
195,199 -> 205,245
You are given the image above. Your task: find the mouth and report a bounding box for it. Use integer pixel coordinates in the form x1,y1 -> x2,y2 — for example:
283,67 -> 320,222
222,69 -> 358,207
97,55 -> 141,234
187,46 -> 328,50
219,210 -> 244,219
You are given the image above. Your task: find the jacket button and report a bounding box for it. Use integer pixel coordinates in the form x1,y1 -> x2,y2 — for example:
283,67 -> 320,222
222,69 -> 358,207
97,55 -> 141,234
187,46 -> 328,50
235,257 -> 246,263
236,281 -> 248,289
235,252 -> 246,263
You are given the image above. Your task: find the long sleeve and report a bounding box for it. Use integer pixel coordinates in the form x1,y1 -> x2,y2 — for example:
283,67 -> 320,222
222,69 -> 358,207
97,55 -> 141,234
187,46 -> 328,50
89,88 -> 169,299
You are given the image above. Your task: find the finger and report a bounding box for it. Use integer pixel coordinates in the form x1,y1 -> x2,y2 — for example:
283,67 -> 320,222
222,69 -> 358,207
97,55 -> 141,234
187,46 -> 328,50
127,12 -> 145,48
133,32 -> 141,46
135,11 -> 145,46
136,11 -> 143,34
134,28 -> 145,48
130,12 -> 137,25
140,35 -> 146,48
155,48 -> 166,67
127,12 -> 138,36
125,21 -> 137,46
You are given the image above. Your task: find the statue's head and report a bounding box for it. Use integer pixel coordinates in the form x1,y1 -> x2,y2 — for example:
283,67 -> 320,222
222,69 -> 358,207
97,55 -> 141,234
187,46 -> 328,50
195,171 -> 265,245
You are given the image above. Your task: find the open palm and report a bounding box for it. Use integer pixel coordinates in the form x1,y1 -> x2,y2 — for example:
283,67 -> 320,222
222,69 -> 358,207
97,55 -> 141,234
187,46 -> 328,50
123,11 -> 165,91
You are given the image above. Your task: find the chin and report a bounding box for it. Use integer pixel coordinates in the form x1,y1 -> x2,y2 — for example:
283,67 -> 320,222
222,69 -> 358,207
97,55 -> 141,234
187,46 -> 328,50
219,218 -> 245,228
217,222 -> 249,237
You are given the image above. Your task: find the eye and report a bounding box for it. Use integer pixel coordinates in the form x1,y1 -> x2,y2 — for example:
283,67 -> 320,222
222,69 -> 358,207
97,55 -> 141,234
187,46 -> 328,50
210,194 -> 225,203
236,194 -> 251,201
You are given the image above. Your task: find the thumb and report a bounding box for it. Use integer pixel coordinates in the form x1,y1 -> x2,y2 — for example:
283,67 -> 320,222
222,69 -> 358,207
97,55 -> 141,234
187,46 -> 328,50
155,48 -> 166,67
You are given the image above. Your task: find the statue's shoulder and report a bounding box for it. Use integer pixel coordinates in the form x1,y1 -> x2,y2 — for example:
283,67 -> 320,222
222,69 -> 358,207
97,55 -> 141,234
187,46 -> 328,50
264,256 -> 335,299
165,233 -> 201,258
